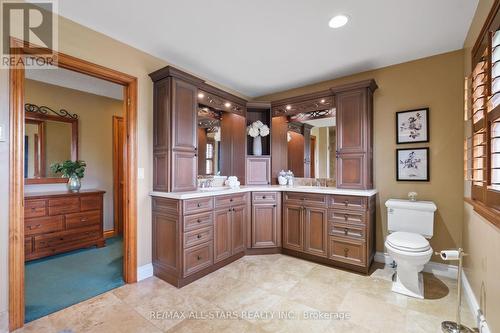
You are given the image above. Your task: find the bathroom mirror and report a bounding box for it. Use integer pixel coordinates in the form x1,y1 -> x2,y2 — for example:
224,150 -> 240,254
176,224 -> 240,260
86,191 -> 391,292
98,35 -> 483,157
24,104 -> 78,184
287,115 -> 336,181
197,107 -> 221,176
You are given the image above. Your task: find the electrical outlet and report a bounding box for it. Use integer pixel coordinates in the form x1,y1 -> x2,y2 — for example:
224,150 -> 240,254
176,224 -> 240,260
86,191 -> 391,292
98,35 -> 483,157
138,168 -> 145,180
0,123 -> 5,142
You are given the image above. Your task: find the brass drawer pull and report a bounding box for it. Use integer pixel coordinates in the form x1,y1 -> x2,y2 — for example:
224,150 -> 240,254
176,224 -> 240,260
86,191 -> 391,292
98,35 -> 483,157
196,255 -> 202,261
344,228 -> 348,235
197,203 -> 201,208
197,234 -> 202,239
344,248 -> 349,257
344,214 -> 348,221
197,219 -> 201,223
344,200 -> 349,206
262,196 -> 266,199
81,218 -> 87,222
230,198 -> 233,202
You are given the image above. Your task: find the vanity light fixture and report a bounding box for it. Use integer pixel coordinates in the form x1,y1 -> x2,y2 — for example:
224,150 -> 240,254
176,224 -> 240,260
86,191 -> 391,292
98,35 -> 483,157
328,15 -> 349,29
198,93 -> 205,98
224,102 -> 231,108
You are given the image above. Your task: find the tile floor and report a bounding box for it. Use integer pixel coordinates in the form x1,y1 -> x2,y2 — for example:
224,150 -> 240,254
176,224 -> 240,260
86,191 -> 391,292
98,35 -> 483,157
16,254 -> 476,333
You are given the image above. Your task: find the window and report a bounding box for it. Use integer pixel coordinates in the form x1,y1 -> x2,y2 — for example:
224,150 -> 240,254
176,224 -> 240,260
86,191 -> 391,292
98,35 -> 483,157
466,3 -> 500,226
205,141 -> 214,175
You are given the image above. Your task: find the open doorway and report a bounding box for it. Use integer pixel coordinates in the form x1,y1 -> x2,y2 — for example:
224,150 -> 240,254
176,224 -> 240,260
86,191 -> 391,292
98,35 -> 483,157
9,45 -> 137,330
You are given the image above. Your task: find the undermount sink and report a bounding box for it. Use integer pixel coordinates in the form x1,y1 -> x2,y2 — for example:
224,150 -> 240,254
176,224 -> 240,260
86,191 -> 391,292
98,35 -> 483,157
198,186 -> 229,192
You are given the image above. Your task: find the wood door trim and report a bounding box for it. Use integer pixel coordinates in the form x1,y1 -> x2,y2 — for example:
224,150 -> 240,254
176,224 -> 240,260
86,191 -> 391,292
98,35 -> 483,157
9,41 -> 138,331
112,116 -> 125,235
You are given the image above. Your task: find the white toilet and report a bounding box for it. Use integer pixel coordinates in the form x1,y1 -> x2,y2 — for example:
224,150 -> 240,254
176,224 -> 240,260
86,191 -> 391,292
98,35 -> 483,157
384,199 -> 437,299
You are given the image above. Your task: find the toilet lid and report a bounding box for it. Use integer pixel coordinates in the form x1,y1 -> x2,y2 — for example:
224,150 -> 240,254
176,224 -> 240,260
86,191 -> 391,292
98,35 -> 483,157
386,231 -> 430,252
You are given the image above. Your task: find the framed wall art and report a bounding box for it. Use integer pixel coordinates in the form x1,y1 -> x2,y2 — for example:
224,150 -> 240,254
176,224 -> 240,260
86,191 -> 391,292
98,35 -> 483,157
396,108 -> 429,144
396,147 -> 429,181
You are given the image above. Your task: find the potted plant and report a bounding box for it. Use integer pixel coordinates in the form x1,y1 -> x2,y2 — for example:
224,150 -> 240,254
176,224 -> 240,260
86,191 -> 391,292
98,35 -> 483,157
50,160 -> 87,192
247,120 -> 270,156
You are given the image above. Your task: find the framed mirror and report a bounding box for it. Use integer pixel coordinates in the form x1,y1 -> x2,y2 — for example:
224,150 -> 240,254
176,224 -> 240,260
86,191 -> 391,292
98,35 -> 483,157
197,107 -> 221,176
24,104 -> 78,184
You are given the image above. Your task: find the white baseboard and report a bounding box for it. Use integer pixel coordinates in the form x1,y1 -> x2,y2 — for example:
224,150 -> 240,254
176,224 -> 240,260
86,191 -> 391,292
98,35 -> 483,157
0,311 -> 8,333
374,252 -> 458,279
462,271 -> 490,333
137,263 -> 153,281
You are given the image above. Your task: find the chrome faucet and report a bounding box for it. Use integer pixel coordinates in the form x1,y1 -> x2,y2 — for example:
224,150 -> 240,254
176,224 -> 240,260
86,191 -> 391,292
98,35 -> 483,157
315,179 -> 322,187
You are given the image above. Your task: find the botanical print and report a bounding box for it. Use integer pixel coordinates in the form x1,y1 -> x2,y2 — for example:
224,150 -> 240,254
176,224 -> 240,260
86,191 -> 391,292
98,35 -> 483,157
397,148 -> 429,181
397,108 -> 429,143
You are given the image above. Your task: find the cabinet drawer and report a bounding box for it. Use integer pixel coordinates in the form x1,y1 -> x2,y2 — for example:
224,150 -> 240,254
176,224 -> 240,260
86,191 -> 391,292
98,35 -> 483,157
328,209 -> 365,225
284,192 -> 328,207
328,222 -> 364,239
183,241 -> 213,277
25,200 -> 47,218
25,215 -> 64,236
328,236 -> 366,267
25,237 -> 33,255
66,210 -> 101,229
252,192 -> 278,204
48,197 -> 80,215
34,225 -> 101,250
215,193 -> 248,208
183,226 -> 213,248
183,211 -> 213,232
330,195 -> 367,211
81,195 -> 102,211
183,197 -> 214,215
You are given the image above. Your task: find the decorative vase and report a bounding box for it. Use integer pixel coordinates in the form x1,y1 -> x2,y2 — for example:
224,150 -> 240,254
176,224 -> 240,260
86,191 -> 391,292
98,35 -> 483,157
253,135 -> 262,156
67,174 -> 81,192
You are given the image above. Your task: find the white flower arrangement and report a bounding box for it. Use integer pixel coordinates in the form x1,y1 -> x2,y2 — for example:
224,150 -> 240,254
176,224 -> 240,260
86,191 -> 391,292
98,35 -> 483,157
247,120 -> 270,138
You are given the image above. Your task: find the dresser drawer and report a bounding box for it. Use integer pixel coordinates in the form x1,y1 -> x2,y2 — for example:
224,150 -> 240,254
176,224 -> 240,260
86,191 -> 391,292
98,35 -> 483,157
183,211 -> 213,232
284,192 -> 328,207
328,236 -> 366,267
330,195 -> 367,211
215,193 -> 248,208
328,209 -> 365,225
183,241 -> 213,277
66,210 -> 101,229
328,222 -> 364,239
81,195 -> 102,211
48,197 -> 80,215
25,200 -> 47,218
183,226 -> 213,248
25,215 -> 64,236
183,197 -> 214,215
252,192 -> 278,204
34,225 -> 101,250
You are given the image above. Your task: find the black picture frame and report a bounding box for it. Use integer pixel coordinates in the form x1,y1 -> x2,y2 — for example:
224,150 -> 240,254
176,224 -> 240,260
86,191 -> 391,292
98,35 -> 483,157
396,147 -> 430,181
396,108 -> 429,144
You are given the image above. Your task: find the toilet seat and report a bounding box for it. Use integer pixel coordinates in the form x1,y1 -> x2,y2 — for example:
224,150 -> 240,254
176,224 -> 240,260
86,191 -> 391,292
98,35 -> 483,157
386,231 -> 430,253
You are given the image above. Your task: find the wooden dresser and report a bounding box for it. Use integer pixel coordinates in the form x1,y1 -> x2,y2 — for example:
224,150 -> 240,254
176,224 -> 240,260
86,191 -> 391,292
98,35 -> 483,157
24,190 -> 106,261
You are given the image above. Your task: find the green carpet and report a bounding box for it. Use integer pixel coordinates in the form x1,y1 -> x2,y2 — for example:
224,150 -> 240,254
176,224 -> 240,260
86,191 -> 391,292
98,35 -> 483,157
25,236 -> 125,323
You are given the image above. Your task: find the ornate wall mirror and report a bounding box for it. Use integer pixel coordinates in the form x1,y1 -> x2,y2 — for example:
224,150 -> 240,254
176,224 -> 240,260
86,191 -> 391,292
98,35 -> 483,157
24,103 -> 79,184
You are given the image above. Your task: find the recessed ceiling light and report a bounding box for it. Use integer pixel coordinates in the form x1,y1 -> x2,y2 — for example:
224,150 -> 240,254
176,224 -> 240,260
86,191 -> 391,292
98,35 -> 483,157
286,105 -> 292,110
224,102 -> 231,108
329,15 -> 348,29
198,93 -> 204,98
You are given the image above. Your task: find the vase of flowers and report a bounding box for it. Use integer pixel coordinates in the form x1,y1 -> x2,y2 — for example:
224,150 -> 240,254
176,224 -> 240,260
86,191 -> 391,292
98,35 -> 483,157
247,120 -> 270,156
50,160 -> 87,192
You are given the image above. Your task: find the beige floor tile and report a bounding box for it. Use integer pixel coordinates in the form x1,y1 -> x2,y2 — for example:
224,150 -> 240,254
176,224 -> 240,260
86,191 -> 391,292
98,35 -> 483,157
167,318 -> 265,333
287,279 -> 347,311
48,292 -> 162,333
14,316 -> 55,333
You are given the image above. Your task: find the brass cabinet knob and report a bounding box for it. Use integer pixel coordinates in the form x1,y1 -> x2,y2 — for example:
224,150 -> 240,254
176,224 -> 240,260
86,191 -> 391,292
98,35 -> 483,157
197,255 -> 201,260
344,228 -> 348,235
344,248 -> 349,257
344,200 -> 349,206
197,234 -> 201,239
197,203 -> 201,207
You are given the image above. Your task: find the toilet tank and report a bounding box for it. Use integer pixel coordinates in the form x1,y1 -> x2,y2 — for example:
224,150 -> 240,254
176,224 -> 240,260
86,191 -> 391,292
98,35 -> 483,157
385,199 -> 437,238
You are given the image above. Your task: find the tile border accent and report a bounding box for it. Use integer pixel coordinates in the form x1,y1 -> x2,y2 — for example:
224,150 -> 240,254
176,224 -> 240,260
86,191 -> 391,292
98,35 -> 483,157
137,263 -> 154,281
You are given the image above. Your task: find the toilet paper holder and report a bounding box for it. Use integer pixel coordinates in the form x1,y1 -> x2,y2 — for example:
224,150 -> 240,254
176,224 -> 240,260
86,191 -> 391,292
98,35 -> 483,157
434,248 -> 474,333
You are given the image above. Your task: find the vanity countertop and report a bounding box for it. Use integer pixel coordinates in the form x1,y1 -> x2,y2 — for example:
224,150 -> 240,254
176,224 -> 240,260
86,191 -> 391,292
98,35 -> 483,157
150,185 -> 378,200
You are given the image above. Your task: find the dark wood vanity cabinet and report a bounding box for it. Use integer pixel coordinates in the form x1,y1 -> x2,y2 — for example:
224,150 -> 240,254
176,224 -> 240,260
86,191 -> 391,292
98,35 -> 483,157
24,190 -> 105,261
332,80 -> 377,190
250,192 -> 281,249
150,67 -> 204,192
283,192 -> 375,273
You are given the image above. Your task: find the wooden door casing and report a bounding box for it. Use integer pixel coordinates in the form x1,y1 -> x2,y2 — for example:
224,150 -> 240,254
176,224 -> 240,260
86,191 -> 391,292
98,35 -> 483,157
283,204 -> 304,252
113,116 -> 126,235
304,207 -> 328,257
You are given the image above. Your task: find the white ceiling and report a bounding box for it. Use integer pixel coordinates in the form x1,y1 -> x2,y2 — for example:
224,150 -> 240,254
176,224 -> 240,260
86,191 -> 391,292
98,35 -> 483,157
58,0 -> 478,97
26,67 -> 123,100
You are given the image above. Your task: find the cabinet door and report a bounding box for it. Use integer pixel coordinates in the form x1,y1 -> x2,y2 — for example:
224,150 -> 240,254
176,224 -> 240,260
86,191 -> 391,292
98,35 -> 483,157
336,89 -> 366,153
304,207 -> 328,257
214,208 -> 232,263
171,78 -> 197,151
336,153 -> 366,189
171,151 -> 197,192
246,157 -> 271,185
283,204 -> 303,252
231,205 -> 247,254
252,204 -> 279,248
152,212 -> 179,276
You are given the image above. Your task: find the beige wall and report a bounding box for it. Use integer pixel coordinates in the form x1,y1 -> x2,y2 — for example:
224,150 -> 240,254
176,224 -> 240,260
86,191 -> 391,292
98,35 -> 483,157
259,50 -> 465,263
25,79 -> 123,231
462,1 -> 500,332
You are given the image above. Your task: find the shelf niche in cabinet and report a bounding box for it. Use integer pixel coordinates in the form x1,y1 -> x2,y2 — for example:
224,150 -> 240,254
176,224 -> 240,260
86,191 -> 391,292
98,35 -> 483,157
246,102 -> 272,157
